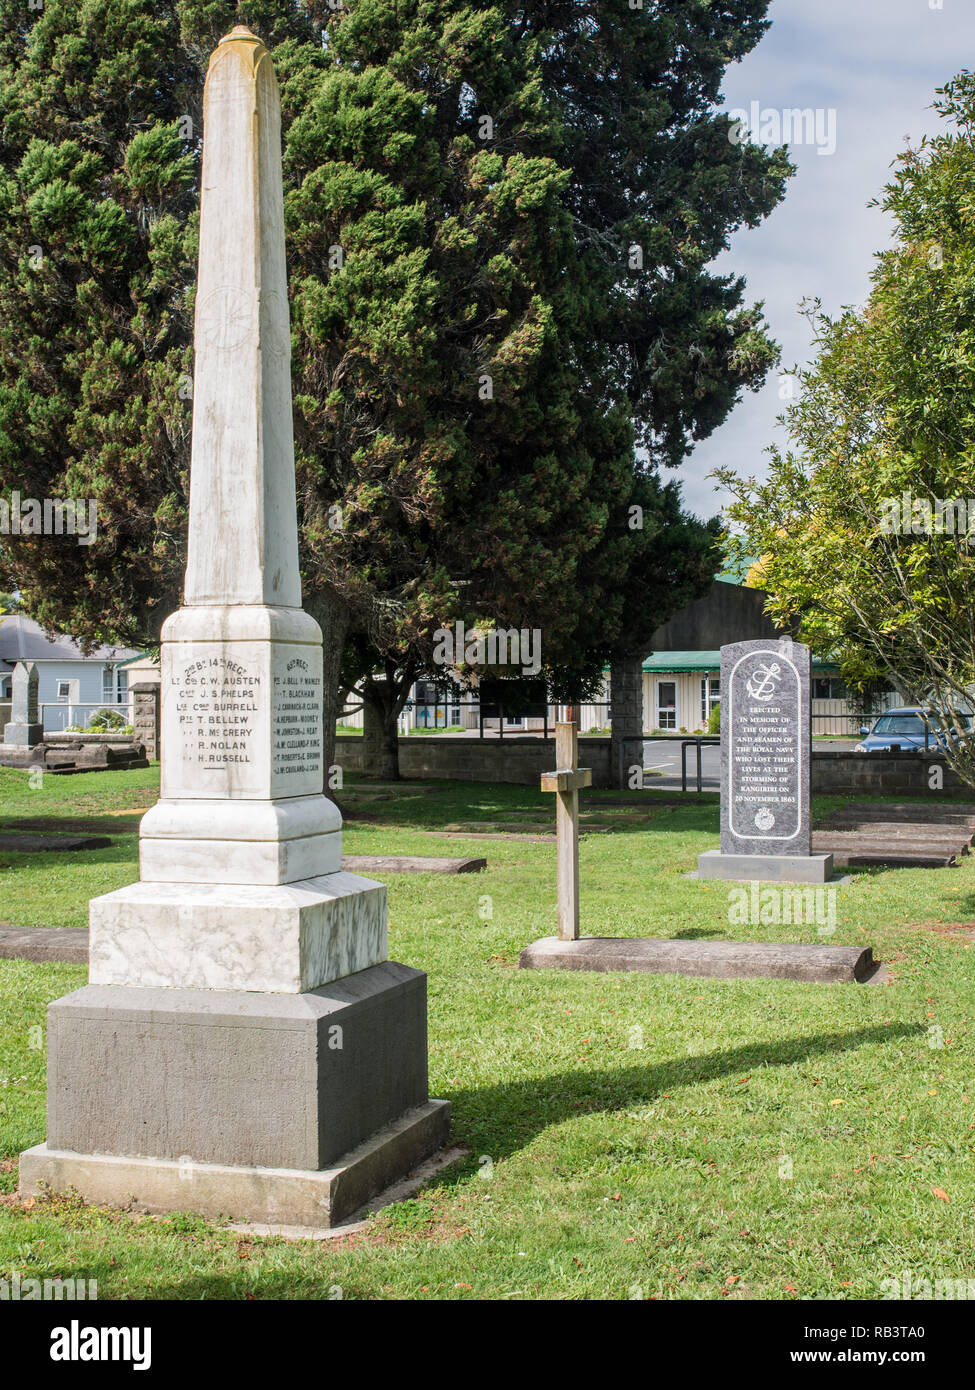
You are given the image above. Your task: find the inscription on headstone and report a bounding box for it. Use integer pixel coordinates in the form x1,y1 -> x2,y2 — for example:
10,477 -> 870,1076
271,656 -> 322,779
172,655 -> 261,770
721,636 -> 810,857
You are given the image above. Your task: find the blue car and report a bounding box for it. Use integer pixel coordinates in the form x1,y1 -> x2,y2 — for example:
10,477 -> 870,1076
854,706 -> 972,754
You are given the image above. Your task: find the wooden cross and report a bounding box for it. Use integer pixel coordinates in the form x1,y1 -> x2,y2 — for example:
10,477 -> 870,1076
540,722 -> 592,940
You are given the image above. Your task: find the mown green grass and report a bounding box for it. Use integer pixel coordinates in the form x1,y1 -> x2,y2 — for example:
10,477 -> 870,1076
1,764 -> 974,1299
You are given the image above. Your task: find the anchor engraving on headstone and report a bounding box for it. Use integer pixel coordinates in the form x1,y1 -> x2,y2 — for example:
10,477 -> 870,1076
698,636 -> 833,883
20,25 -> 449,1229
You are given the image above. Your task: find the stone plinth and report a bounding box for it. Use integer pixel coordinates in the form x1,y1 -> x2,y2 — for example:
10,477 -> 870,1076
89,872 -> 387,993
697,849 -> 835,884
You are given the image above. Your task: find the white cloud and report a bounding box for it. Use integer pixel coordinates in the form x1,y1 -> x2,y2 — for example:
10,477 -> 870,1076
678,0 -> 970,519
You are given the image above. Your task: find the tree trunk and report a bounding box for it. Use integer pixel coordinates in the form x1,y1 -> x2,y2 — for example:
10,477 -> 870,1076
609,655 -> 645,789
361,676 -> 404,779
305,589 -> 350,793
362,695 -> 395,779
359,661 -> 419,780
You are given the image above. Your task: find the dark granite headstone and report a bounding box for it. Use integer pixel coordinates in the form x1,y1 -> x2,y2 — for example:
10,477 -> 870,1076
720,636 -> 810,857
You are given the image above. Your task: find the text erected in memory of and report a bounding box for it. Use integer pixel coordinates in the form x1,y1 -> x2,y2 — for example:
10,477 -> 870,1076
723,641 -> 809,853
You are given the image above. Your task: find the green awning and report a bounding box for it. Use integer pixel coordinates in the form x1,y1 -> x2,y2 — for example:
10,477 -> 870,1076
642,651 -> 840,674
643,651 -> 720,673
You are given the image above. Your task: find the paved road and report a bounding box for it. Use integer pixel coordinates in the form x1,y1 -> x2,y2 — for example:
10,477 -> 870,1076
642,738 -> 860,792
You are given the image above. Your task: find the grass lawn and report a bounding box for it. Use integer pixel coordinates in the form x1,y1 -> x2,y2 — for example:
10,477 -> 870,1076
1,764 -> 974,1299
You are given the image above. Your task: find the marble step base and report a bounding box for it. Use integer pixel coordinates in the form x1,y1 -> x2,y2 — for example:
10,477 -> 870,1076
89,871 -> 386,993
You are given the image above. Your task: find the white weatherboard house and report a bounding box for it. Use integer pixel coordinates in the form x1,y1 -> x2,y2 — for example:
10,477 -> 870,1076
0,614 -> 140,732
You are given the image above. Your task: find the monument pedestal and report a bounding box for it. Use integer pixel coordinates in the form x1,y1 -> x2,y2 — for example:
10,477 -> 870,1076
697,849 -> 834,883
20,965 -> 449,1227
88,872 -> 387,993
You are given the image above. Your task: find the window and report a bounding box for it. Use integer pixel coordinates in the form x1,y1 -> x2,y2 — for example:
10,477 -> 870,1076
657,680 -> 677,730
117,670 -> 129,702
57,680 -> 71,700
700,676 -> 720,725
102,666 -> 115,702
813,676 -> 848,701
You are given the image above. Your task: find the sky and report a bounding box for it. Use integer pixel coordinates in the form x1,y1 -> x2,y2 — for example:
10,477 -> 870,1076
679,0 -> 974,521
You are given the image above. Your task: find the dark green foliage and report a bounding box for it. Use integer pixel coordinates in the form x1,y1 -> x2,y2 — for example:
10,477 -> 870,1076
0,1 -> 787,725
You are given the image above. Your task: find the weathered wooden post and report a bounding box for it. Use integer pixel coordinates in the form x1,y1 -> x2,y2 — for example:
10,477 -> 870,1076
540,721 -> 591,940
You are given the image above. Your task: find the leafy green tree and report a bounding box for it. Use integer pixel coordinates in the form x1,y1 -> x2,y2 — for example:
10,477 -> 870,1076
718,72 -> 975,782
0,1 -> 788,776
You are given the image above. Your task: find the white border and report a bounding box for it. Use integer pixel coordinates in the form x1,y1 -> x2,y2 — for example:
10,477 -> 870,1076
727,648 -> 804,842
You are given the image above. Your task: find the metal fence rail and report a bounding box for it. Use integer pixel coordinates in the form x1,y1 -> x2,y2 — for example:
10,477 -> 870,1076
39,700 -> 134,733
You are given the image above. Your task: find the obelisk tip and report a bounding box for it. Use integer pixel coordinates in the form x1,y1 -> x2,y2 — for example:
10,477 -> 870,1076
220,24 -> 261,44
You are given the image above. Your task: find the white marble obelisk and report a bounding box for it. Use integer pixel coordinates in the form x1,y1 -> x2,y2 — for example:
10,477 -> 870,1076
84,26 -> 385,993
21,28 -> 448,1229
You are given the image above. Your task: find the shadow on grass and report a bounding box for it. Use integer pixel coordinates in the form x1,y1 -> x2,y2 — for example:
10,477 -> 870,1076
669,926 -> 726,939
9,1020 -> 923,1300
0,845 -> 138,873
440,1020 -> 924,1169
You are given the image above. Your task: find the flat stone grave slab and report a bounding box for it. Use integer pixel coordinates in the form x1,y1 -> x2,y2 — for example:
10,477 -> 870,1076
442,820 -> 610,835
831,803 -> 975,825
812,802 -> 975,868
0,926 -> 89,964
813,831 -> 963,858
342,854 -> 485,875
519,935 -> 883,984
0,833 -> 112,853
8,817 -> 142,835
424,830 -> 554,844
815,820 -> 975,845
345,782 -> 443,792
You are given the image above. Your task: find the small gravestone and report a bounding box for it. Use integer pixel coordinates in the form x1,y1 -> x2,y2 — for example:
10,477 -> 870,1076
698,636 -> 833,883
3,661 -> 43,747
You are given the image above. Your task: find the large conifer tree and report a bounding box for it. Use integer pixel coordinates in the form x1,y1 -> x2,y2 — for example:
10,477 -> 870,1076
0,1 -> 789,771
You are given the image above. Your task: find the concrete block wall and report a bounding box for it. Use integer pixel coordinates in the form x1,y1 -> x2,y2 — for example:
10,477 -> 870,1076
334,737 -> 971,797
335,735 -> 614,788
810,750 -> 967,796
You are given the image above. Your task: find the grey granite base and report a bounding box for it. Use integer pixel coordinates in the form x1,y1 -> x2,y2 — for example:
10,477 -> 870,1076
38,964 -> 438,1175
697,849 -> 834,883
20,1100 -> 450,1228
